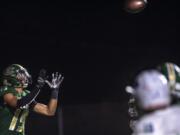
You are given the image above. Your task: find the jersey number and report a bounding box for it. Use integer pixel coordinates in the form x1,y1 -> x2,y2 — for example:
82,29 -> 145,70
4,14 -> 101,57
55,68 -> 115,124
9,109 -> 28,133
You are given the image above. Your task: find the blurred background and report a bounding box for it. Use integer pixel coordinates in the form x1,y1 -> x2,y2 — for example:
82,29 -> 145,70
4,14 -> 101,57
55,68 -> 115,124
0,0 -> 177,135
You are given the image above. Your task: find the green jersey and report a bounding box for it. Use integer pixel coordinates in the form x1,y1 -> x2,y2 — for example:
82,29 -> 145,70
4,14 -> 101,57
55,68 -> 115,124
0,86 -> 30,135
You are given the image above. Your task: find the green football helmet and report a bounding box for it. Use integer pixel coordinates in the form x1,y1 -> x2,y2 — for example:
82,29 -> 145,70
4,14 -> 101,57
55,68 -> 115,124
158,62 -> 180,97
2,64 -> 32,88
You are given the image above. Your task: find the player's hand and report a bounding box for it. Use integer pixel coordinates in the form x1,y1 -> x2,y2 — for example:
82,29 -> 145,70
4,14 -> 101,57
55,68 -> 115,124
37,69 -> 48,88
45,72 -> 64,90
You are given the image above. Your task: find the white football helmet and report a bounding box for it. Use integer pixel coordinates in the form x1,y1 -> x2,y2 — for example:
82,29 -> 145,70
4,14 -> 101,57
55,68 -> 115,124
134,70 -> 171,110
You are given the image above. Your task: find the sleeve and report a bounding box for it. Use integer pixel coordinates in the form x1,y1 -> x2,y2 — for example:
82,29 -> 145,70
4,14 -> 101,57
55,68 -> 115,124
16,85 -> 41,108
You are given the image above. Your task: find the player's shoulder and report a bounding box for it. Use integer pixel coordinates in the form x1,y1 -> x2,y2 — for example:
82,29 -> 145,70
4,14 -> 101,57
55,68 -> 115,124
166,105 -> 180,121
169,105 -> 180,112
135,109 -> 166,135
134,106 -> 180,135
135,115 -> 157,134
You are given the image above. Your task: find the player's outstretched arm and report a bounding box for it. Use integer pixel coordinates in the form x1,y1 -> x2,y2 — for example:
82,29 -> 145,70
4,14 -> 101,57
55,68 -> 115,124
33,72 -> 64,116
32,99 -> 58,116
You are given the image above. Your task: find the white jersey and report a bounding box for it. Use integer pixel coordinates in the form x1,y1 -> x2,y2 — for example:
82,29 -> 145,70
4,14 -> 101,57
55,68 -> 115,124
132,105 -> 180,135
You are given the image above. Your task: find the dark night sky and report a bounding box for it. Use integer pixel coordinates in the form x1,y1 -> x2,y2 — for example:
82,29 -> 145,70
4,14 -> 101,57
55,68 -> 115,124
0,1 -> 178,134
0,0 -> 178,103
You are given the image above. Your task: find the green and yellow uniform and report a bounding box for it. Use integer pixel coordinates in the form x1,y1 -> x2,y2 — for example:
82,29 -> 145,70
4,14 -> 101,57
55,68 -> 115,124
0,86 -> 30,135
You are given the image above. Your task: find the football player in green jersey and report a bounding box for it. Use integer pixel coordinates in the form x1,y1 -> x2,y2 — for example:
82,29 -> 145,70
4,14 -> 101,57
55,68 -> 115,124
158,62 -> 180,99
0,64 -> 64,135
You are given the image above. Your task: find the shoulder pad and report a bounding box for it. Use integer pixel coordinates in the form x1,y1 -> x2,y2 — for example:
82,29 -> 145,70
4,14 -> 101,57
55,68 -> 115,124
0,86 -> 17,97
135,115 -> 163,135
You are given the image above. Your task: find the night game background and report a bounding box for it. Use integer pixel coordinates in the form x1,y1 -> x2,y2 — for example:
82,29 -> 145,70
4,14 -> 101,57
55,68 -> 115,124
0,0 -> 177,135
